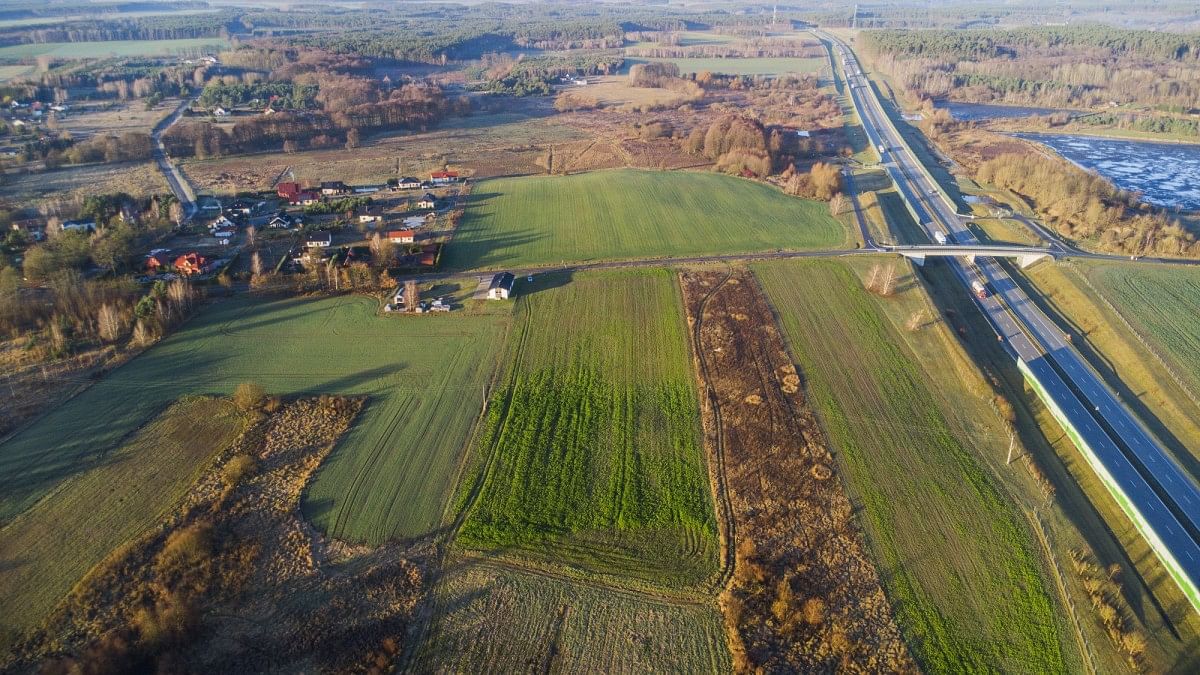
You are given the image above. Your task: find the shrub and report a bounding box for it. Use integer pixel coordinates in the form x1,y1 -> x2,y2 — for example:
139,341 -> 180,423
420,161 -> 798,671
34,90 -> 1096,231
222,454 -> 258,488
232,382 -> 266,411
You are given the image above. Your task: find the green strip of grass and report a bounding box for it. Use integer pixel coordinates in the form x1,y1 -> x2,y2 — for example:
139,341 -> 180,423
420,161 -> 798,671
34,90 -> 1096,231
455,269 -> 718,589
754,259 -> 1066,674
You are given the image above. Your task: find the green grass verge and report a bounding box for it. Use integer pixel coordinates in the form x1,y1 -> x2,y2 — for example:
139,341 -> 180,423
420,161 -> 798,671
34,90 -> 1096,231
444,169 -> 846,271
0,294 -> 510,545
412,558 -> 729,672
754,259 -> 1066,674
455,269 -> 718,589
0,396 -> 245,645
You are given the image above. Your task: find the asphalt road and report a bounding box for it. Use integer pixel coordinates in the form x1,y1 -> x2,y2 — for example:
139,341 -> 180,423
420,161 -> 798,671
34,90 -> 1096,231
823,31 -> 1200,599
151,94 -> 200,220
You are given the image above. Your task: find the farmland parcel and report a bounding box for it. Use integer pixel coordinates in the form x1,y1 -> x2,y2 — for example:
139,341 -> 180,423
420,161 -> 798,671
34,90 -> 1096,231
414,559 -> 729,672
755,260 -> 1068,674
0,295 -> 510,546
443,169 -> 846,271
455,269 -> 718,589
0,397 -> 245,646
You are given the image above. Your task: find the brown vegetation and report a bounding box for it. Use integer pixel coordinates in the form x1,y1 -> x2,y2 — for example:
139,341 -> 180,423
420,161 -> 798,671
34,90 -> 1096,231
977,151 -> 1198,256
1069,548 -> 1148,671
9,395 -> 428,673
680,269 -> 912,672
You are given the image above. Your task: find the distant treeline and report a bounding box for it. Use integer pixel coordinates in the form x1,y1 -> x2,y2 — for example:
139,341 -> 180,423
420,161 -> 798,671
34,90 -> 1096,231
0,12 -> 242,47
0,2 -> 207,22
862,26 -> 1200,62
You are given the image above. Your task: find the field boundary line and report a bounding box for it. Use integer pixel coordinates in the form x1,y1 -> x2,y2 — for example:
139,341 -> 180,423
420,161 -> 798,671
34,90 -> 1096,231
1027,508 -> 1099,675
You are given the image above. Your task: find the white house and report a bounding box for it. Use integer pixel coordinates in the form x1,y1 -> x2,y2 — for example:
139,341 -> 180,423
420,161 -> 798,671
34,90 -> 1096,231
487,272 -> 515,300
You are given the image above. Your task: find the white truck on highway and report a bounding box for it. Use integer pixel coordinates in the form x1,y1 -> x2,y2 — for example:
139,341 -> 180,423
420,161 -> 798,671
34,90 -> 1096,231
971,279 -> 989,300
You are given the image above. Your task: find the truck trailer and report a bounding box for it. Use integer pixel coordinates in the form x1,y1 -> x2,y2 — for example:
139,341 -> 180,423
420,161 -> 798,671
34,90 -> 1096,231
971,279 -> 988,300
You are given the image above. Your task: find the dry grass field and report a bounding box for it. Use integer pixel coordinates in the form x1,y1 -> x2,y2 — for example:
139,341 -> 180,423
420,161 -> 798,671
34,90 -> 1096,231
412,558 -> 729,672
0,161 -> 166,202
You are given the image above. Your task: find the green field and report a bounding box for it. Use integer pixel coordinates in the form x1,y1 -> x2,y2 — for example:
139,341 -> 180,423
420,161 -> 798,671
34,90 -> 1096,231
626,56 -> 826,77
0,294 -> 510,545
0,397 -> 245,645
754,259 -> 1067,674
445,169 -> 846,270
1085,264 -> 1200,398
413,559 -> 729,672
0,38 -> 228,60
455,269 -> 718,589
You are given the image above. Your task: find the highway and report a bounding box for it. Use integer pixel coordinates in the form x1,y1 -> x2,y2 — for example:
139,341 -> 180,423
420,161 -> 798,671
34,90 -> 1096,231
821,31 -> 1200,609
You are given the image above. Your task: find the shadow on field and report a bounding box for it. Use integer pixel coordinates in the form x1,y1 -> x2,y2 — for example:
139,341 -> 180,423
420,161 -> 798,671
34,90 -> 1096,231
515,270 -> 572,297
314,364 -> 408,395
444,230 -> 546,271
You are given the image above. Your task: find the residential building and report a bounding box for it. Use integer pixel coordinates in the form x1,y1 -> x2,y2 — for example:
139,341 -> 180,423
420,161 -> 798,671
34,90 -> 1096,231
174,252 -> 210,276
416,193 -> 438,210
430,170 -> 459,185
276,182 -> 302,201
487,271 -> 515,300
320,181 -> 350,196
305,231 -> 333,248
387,229 -> 415,244
395,177 -> 421,189
61,220 -> 96,233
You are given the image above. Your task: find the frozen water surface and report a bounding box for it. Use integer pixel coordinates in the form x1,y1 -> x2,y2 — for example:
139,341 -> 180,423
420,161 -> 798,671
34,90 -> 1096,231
1014,133 -> 1200,210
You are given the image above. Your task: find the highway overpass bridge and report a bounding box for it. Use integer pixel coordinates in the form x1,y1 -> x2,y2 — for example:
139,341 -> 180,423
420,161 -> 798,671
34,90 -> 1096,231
884,244 -> 1058,268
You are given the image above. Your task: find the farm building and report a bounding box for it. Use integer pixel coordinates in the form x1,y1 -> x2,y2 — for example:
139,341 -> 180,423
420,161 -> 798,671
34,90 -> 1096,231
305,231 -> 333,248
430,171 -> 459,185
487,272 -> 515,300
387,230 -> 415,244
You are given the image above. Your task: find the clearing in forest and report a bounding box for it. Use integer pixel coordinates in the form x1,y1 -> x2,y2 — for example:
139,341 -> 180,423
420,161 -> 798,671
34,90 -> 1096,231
443,169 -> 846,270
454,269 -> 719,589
755,259 -> 1067,674
0,295 -> 511,545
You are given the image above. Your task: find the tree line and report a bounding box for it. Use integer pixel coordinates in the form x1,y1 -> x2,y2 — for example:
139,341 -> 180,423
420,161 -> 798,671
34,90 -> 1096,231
976,151 -> 1198,257
862,26 -> 1200,62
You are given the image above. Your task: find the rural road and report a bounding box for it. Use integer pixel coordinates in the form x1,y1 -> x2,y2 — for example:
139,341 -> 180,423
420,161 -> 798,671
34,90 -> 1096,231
151,93 -> 201,220
824,30 -> 1200,608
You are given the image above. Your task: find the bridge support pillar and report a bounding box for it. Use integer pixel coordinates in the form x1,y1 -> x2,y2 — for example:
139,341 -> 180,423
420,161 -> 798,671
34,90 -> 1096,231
903,252 -> 925,266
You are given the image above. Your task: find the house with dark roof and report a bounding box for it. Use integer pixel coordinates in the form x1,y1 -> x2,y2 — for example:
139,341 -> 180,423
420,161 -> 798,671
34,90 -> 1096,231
305,231 -> 333,248
487,272 -> 515,300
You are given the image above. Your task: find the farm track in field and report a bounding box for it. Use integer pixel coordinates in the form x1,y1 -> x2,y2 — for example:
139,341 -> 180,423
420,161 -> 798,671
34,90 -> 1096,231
685,267 -> 739,593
